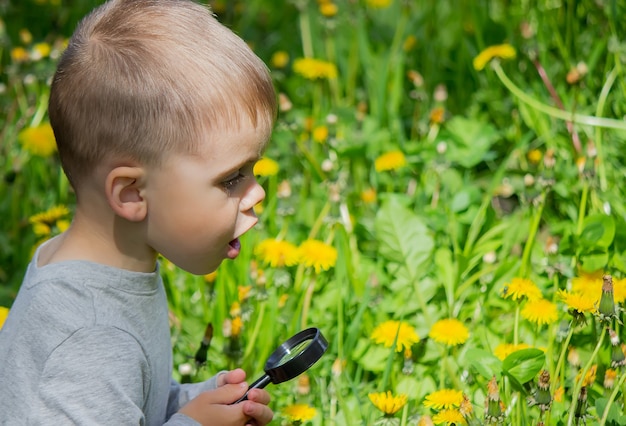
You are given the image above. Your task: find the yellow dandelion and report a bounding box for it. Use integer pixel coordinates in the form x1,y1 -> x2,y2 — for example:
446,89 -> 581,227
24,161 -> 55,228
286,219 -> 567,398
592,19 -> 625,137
254,157 -> 280,177
366,0 -> 392,8
229,302 -> 241,317
501,277 -> 542,302
612,277 -> 626,304
374,150 -> 407,172
32,42 -> 51,59
0,306 -> 9,330
29,205 -> 70,226
368,391 -> 408,415
423,389 -> 464,410
429,318 -> 469,346
56,219 -> 70,232
32,222 -> 51,237
576,365 -> 597,387
18,123 -> 57,157
554,386 -> 564,402
230,316 -> 243,337
360,187 -> 377,204
238,285 -> 252,302
418,416 -> 435,426
429,107 -> 446,124
278,294 -> 289,308
473,43 -> 516,71
312,125 -> 329,143
371,320 -> 420,355
571,270 -> 603,303
271,51 -> 289,69
432,408 -> 467,425
282,403 -> 317,422
19,28 -> 32,44
11,46 -> 29,62
254,238 -> 299,268
293,57 -> 338,80
403,35 -> 417,52
493,343 -> 531,360
204,271 -> 217,283
297,239 -> 338,273
527,149 -> 542,164
557,290 -> 597,314
319,2 -> 338,17
521,298 -> 558,326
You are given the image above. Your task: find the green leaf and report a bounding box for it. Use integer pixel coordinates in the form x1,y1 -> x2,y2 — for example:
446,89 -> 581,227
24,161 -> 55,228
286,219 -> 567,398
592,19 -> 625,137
355,343 -> 393,373
580,213 -> 615,248
375,197 -> 434,279
595,397 -> 626,425
502,348 -> 545,387
579,250 -> 609,273
443,116 -> 499,168
464,348 -> 502,380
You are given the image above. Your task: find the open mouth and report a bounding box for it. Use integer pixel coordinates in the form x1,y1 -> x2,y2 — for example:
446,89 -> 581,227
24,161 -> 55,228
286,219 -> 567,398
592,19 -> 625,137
227,237 -> 241,259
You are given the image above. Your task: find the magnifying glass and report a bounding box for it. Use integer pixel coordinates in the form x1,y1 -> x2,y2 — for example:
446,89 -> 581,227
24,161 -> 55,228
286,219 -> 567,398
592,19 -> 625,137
232,327 -> 328,404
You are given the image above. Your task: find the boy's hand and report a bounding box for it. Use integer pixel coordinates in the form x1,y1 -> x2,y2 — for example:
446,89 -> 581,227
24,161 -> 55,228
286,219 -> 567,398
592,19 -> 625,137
178,369 -> 273,426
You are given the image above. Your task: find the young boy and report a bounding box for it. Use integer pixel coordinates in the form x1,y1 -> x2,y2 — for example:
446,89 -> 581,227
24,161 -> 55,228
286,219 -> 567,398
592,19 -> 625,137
0,0 -> 276,424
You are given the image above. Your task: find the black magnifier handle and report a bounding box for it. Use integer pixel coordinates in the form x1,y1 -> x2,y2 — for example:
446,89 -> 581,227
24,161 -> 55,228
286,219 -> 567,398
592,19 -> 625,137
231,374 -> 271,404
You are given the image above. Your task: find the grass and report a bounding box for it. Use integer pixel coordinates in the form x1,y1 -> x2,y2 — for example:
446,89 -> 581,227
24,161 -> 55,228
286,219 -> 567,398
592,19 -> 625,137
2,0 -> 626,424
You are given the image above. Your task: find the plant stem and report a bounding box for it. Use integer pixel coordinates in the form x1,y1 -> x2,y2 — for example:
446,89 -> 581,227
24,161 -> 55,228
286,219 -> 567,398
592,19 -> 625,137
492,62 -> 626,131
519,191 -> 545,278
599,370 -> 626,425
594,67 -> 617,191
551,320 -> 575,393
566,327 -> 606,425
514,304 -> 520,346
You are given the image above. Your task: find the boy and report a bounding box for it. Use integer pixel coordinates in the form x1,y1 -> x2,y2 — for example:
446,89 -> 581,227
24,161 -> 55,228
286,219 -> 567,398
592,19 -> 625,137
0,0 -> 276,424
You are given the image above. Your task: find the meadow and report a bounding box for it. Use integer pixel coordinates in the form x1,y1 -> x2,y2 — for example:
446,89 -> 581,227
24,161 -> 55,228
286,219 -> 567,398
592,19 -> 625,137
2,0 -> 626,424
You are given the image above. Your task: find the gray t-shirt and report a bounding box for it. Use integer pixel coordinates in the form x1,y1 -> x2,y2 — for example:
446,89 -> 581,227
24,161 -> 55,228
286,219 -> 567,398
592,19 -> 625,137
0,244 -> 218,425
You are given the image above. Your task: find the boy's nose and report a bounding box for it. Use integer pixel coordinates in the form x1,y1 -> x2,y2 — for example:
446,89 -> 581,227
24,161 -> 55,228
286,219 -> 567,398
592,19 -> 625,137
240,180 -> 266,212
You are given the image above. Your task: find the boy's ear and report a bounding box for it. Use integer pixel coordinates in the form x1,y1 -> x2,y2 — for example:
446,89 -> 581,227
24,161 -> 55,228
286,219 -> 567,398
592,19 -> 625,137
105,166 -> 147,222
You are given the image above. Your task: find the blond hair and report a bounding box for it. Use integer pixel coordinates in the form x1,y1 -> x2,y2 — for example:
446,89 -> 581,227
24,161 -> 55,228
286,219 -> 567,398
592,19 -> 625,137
49,0 -> 276,192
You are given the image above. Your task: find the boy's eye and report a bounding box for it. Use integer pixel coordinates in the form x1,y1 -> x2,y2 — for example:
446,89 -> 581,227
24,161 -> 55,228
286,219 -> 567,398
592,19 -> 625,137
221,172 -> 246,192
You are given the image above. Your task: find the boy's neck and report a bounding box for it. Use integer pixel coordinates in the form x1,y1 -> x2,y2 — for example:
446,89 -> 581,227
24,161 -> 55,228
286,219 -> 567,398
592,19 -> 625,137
38,204 -> 158,273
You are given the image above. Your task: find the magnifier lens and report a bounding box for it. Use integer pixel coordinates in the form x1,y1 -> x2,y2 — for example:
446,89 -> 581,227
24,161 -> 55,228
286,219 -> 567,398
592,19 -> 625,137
231,327 -> 327,405
277,339 -> 313,366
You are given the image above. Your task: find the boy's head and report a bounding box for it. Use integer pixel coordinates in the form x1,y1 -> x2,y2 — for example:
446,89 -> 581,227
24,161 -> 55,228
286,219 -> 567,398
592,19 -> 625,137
49,0 -> 276,194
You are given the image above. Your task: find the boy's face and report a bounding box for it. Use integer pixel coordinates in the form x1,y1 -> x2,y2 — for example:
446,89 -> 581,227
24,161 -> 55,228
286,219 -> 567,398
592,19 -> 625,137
142,124 -> 268,275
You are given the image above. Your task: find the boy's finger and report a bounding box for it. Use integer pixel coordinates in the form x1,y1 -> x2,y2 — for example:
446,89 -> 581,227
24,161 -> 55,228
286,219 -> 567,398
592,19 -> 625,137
242,401 -> 274,426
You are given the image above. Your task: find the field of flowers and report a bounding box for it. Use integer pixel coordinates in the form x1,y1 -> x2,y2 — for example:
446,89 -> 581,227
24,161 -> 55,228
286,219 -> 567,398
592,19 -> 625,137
2,0 -> 626,424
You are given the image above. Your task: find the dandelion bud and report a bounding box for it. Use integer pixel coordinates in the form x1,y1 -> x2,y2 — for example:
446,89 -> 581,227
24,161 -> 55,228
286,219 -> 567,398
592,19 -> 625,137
575,386 -> 588,420
436,141 -> 447,154
604,368 -> 618,389
544,149 -> 555,169
534,370 -> 551,412
297,374 -> 310,395
434,84 -> 448,102
277,180 -> 292,198
278,93 -> 292,112
524,173 -> 535,187
485,376 -> 505,423
610,328 -> 620,346
567,346 -> 581,367
598,275 -> 616,322
418,415 -> 434,426
611,342 -> 626,368
332,358 -> 344,376
460,394 -> 473,418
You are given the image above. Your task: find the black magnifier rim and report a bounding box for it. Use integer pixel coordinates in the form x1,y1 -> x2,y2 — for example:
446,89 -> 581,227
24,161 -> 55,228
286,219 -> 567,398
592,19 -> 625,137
264,327 -> 328,384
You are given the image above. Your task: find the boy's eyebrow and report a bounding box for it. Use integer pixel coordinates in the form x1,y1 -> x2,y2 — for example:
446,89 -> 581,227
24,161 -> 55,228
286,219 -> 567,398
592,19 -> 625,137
216,153 -> 261,178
